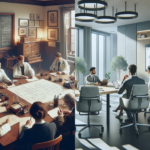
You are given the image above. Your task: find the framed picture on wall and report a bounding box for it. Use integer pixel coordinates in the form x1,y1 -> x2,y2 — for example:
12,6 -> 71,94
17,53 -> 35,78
28,27 -> 36,36
35,21 -> 40,26
39,20 -> 44,27
145,45 -> 150,71
19,19 -> 28,26
18,27 -> 27,36
47,10 -> 58,27
36,14 -> 40,20
29,20 -> 34,26
30,13 -> 35,20
47,28 -> 59,41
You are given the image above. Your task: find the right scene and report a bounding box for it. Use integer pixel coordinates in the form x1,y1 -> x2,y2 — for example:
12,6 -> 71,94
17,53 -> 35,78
75,0 -> 150,150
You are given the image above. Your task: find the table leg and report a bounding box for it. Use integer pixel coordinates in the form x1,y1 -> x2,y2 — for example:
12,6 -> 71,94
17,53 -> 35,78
107,94 -> 110,126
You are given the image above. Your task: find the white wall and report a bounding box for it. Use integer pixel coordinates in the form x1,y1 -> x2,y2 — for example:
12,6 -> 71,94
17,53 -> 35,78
0,2 -> 44,44
44,4 -> 74,42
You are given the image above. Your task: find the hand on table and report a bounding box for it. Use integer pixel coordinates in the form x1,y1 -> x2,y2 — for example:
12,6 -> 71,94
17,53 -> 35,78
20,76 -> 28,79
0,84 -> 7,89
26,120 -> 32,127
62,72 -> 65,75
50,70 -> 55,73
70,76 -> 75,81
6,118 -> 11,126
57,72 -> 61,75
62,110 -> 72,116
58,109 -> 63,116
96,82 -> 101,86
8,81 -> 13,85
28,76 -> 33,79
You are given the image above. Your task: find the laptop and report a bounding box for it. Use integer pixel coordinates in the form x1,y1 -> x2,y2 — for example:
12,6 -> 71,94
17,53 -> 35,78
112,81 -> 119,89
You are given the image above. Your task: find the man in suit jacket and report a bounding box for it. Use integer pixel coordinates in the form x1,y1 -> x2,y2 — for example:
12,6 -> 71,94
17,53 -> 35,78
85,67 -> 102,85
56,94 -> 75,150
118,64 -> 145,122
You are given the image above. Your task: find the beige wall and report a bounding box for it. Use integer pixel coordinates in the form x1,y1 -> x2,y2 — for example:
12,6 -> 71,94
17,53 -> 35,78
0,2 -> 44,44
137,40 -> 150,77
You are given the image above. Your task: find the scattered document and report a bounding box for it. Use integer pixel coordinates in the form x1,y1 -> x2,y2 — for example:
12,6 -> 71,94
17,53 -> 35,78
8,84 -> 16,88
0,114 -> 20,126
122,144 -> 139,150
50,73 -> 58,76
0,106 -> 7,113
48,107 -> 59,118
19,117 -> 35,134
26,76 -> 39,82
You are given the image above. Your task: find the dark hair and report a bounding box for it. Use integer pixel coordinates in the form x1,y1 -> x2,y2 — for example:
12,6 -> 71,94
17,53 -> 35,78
30,102 -> 47,120
64,94 -> 75,108
89,67 -> 95,72
128,64 -> 137,75
55,52 -> 61,57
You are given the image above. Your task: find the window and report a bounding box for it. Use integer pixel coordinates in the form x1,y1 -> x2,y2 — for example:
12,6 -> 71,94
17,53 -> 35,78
91,32 -> 105,79
65,10 -> 75,61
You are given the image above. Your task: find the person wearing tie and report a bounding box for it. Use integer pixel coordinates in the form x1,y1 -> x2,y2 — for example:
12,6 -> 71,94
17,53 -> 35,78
85,67 -> 102,85
13,55 -> 35,79
50,52 -> 70,75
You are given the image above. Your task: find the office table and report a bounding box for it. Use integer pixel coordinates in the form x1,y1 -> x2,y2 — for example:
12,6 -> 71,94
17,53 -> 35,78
0,73 -> 73,150
75,83 -> 118,126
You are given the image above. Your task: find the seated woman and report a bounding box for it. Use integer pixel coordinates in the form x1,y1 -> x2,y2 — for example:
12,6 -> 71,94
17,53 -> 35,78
55,94 -> 75,150
13,55 -> 35,79
19,102 -> 57,150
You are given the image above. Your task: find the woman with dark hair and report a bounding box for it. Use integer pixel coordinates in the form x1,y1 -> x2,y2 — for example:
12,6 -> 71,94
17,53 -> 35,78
19,102 -> 57,150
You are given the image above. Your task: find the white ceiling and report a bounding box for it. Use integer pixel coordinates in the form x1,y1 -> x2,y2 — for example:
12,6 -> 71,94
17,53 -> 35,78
75,0 -> 150,32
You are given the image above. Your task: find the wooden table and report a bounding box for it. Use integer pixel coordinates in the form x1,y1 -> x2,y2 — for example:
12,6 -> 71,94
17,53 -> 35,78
0,73 -> 73,149
75,83 -> 118,126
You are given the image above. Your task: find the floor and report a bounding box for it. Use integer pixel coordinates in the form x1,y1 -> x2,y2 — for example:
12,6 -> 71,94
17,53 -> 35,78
75,93 -> 150,150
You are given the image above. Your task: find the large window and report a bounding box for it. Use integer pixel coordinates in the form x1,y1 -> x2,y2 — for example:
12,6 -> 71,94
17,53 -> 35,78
92,32 -> 105,79
65,10 -> 75,61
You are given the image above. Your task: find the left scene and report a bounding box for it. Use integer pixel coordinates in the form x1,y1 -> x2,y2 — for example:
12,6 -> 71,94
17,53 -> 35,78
0,0 -> 75,150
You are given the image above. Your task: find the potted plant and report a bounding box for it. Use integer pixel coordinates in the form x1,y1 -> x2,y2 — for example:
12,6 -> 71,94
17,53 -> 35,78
111,56 -> 128,81
105,72 -> 111,80
75,57 -> 87,87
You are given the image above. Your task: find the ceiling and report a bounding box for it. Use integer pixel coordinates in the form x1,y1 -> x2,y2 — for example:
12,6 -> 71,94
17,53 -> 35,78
0,0 -> 75,6
75,0 -> 150,31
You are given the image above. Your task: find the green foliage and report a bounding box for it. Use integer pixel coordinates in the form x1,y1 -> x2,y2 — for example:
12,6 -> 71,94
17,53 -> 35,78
75,57 -> 87,74
105,72 -> 111,79
111,56 -> 128,72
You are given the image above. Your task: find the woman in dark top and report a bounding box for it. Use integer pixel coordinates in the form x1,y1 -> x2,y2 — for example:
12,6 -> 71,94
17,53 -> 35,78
19,102 -> 57,150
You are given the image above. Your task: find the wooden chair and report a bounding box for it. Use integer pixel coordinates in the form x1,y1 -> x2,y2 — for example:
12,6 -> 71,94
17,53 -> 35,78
32,135 -> 62,150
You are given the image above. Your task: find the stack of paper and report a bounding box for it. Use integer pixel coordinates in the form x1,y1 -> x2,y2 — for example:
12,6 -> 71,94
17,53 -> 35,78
48,107 -> 60,118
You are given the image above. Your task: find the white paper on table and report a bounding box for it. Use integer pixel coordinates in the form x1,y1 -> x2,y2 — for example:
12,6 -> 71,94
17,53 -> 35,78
19,117 -> 35,134
48,107 -> 60,118
26,76 -> 39,82
0,114 -> 20,126
8,84 -> 16,88
50,73 -> 57,76
0,106 -> 7,113
122,144 -> 139,150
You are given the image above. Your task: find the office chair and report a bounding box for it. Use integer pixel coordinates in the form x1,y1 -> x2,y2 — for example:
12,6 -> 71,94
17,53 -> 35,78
141,77 -> 150,116
119,84 -> 150,135
76,86 -> 104,137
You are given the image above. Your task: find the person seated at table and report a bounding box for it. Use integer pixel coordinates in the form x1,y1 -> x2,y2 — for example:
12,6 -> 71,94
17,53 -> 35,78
13,55 -> 35,79
114,65 -> 145,122
85,67 -> 103,85
0,118 -> 11,137
18,101 -> 57,150
50,52 -> 70,75
0,63 -> 12,89
70,70 -> 75,80
56,94 -> 75,150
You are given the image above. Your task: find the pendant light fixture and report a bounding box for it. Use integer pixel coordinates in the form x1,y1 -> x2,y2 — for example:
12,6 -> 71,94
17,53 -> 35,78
75,4 -> 97,22
115,2 -> 138,19
78,0 -> 108,11
95,6 -> 116,24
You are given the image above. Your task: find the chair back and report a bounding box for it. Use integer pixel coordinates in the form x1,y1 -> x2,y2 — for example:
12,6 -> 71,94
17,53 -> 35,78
32,135 -> 62,150
141,76 -> 149,84
128,84 -> 149,110
76,86 -> 102,112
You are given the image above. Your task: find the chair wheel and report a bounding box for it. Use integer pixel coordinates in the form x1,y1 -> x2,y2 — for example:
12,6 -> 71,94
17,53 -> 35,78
101,126 -> 104,131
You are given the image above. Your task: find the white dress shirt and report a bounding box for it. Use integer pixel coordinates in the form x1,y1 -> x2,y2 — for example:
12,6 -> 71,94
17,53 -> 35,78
0,69 -> 11,83
0,123 -> 11,137
13,62 -> 35,78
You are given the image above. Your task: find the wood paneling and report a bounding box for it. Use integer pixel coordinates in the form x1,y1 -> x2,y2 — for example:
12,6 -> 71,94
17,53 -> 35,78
0,0 -> 75,6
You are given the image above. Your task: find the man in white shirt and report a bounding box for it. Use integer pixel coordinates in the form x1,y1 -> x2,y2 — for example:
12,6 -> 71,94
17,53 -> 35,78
13,55 -> 35,79
50,52 -> 70,75
85,67 -> 102,85
0,118 -> 11,137
0,63 -> 12,89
